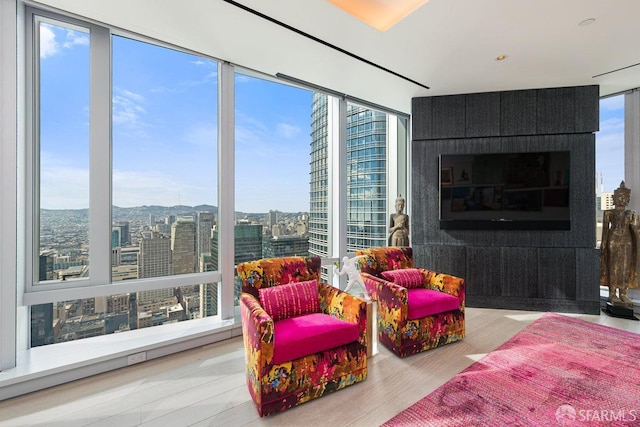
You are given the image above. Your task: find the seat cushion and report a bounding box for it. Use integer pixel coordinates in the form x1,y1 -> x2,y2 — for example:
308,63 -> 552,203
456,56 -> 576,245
272,313 -> 360,364
259,279 -> 320,322
406,288 -> 461,320
381,268 -> 424,289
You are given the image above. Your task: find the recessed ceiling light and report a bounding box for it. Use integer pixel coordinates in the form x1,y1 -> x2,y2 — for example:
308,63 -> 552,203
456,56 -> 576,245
326,0 -> 430,32
495,55 -> 507,61
578,18 -> 595,27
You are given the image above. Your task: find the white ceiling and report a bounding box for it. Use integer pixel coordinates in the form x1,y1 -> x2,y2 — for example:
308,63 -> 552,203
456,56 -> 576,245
34,0 -> 640,114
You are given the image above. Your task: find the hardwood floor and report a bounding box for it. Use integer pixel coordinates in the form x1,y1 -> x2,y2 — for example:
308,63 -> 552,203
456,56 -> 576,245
1,307 -> 639,426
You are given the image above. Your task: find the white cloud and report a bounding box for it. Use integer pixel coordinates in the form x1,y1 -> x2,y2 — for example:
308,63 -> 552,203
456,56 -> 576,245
277,123 -> 301,139
40,152 -> 89,209
40,24 -> 88,59
235,74 -> 251,84
598,117 -> 624,135
39,25 -> 59,59
600,95 -> 624,111
235,112 -> 271,156
233,112 -> 310,212
39,162 -> 217,209
235,112 -> 309,164
62,29 -> 89,49
118,88 -> 145,103
235,155 -> 310,212
596,117 -> 625,192
184,123 -> 217,149
596,131 -> 624,148
151,62 -> 217,94
112,88 -> 149,136
113,169 -> 216,207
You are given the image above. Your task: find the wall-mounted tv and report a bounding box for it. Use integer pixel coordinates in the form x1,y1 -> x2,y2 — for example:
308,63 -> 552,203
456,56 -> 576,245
439,151 -> 570,230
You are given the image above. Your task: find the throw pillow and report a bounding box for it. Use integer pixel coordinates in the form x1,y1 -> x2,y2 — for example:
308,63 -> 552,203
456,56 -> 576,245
381,268 -> 424,289
259,279 -> 320,321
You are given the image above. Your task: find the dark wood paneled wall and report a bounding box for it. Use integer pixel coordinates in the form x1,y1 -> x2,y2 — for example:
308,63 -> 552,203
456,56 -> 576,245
411,85 -> 600,314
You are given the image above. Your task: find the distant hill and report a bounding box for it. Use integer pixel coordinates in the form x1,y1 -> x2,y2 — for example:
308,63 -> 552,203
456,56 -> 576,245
41,205 -> 308,224
112,204 -> 219,222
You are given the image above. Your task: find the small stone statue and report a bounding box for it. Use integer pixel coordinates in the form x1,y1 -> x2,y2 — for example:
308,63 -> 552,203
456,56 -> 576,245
600,181 -> 638,307
334,255 -> 369,299
388,195 -> 410,246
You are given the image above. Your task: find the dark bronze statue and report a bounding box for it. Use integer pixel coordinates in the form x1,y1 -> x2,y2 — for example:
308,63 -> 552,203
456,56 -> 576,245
389,195 -> 410,247
600,181 -> 638,307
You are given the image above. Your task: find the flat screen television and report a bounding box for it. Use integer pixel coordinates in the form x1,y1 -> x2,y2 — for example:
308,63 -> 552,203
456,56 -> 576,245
439,151 -> 570,230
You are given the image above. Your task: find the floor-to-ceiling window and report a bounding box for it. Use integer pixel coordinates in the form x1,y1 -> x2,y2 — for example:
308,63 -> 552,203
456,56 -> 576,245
26,9 -> 220,347
309,95 -> 408,282
111,35 -> 219,328
31,17 -> 91,346
233,72 -> 315,302
595,94 -> 624,246
2,3 -> 408,394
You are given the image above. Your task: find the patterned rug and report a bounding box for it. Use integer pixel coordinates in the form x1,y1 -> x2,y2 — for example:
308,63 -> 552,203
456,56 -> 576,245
382,313 -> 640,426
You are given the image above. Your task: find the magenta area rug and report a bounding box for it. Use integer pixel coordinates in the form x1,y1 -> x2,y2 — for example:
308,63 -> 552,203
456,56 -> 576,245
383,313 -> 640,426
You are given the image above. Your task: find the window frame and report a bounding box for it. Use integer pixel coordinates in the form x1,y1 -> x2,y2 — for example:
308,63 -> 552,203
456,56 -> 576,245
12,5 -> 409,358
1,0 -> 19,370
23,8 -> 223,306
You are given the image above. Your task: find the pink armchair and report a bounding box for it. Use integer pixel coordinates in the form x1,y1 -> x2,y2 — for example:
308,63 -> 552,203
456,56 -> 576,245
356,247 -> 465,358
237,256 -> 367,416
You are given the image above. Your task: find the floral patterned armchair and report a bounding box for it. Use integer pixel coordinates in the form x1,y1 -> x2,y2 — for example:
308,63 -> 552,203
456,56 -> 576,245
355,247 -> 465,358
237,256 -> 367,417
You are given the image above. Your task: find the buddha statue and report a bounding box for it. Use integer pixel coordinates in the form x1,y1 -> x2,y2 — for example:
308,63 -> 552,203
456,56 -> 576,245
388,195 -> 410,247
600,181 -> 638,307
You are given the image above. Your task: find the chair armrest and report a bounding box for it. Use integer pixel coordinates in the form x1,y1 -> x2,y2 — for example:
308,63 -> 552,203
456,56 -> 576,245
360,272 -> 386,301
318,283 -> 367,341
361,272 -> 408,327
240,293 -> 275,365
424,270 -> 466,310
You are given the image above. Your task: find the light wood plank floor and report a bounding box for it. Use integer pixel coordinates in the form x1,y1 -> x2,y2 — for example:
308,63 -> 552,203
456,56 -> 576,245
1,307 -> 639,427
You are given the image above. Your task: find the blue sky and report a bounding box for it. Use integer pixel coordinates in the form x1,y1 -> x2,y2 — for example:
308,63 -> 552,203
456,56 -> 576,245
39,22 -> 625,213
596,95 -> 625,194
40,24 -> 313,213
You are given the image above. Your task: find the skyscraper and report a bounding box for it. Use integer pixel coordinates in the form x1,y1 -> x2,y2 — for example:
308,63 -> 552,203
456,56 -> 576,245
138,232 -> 172,279
309,93 -> 329,259
267,210 -> 278,231
111,227 -> 121,248
117,221 -> 131,246
211,223 -> 263,270
309,93 -> 388,260
171,218 -> 197,275
345,105 -> 388,250
196,211 -> 214,259
212,222 -> 263,304
199,253 -> 217,317
262,235 -> 309,258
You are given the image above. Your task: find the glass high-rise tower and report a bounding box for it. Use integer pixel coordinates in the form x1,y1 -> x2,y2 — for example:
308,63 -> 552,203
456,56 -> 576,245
345,104 -> 388,250
309,93 -> 330,258
309,93 -> 388,260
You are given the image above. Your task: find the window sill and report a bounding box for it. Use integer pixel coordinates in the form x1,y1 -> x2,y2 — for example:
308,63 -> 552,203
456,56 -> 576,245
0,315 -> 243,401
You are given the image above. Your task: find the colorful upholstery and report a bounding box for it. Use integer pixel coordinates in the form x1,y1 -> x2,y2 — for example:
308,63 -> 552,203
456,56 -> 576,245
381,268 -> 424,288
258,279 -> 320,321
272,313 -> 360,364
406,289 -> 461,320
238,256 -> 367,417
356,247 -> 465,358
